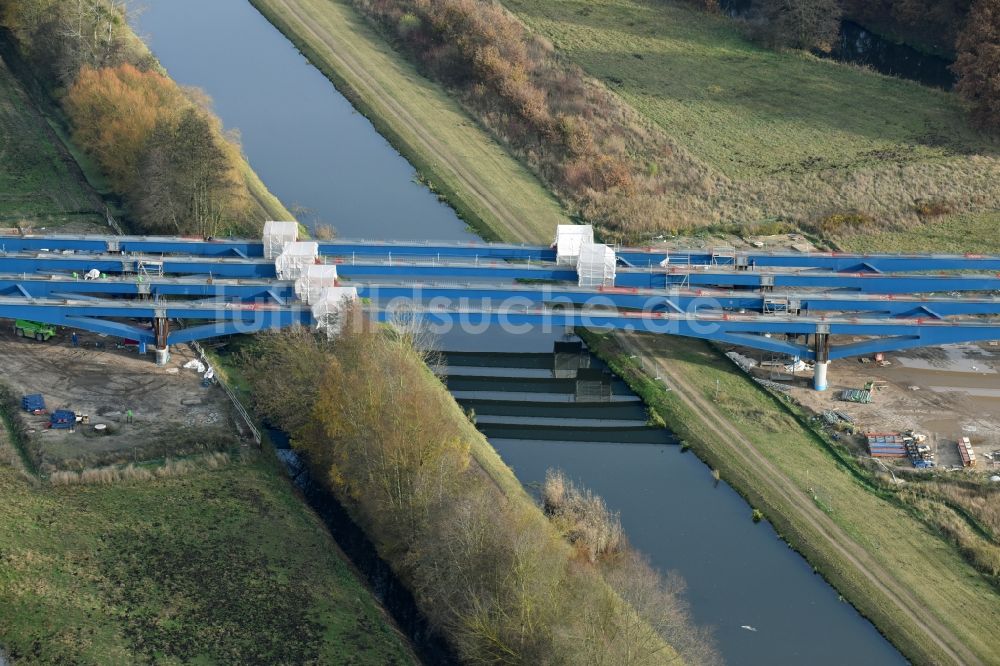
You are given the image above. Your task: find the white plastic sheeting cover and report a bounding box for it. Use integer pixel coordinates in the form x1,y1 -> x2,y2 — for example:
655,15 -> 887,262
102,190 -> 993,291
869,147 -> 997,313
275,241 -> 319,280
182,359 -> 207,373
311,287 -> 358,338
576,242 -> 616,287
294,264 -> 339,304
263,220 -> 299,260
554,224 -> 594,265
784,359 -> 808,373
725,351 -> 757,372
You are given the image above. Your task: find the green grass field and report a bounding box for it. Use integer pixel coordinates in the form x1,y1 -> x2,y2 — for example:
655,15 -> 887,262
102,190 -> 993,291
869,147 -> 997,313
0,436 -> 415,664
835,212 -> 1000,254
584,331 -> 1000,664
505,0 -> 994,179
503,0 -> 999,227
0,56 -> 104,231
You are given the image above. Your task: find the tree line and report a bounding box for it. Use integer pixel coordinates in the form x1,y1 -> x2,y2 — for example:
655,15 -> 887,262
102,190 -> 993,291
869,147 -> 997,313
0,0 -> 264,236
242,317 -> 720,665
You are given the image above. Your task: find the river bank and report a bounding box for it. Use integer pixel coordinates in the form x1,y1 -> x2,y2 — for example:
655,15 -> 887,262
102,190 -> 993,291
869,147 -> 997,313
248,0 -> 567,243
579,330 -> 1000,665
240,325 -> 699,664
233,2 -> 1000,664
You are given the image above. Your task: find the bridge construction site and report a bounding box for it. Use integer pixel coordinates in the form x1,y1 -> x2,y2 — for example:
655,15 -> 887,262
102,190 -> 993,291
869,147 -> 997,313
1,222 -> 999,396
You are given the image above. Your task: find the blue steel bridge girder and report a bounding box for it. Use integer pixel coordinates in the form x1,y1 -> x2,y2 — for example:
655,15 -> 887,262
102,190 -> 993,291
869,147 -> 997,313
0,300 -> 312,345
5,253 -> 1000,293
0,277 -> 296,302
0,255 -> 277,279
5,275 -> 1000,317
351,284 -> 1000,317
647,270 -> 1000,294
0,236 -> 262,258
64,316 -> 155,342
4,234 -> 1000,272
366,307 -> 1000,361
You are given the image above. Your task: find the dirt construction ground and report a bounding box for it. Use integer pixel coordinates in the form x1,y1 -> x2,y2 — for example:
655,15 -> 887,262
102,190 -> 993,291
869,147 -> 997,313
779,342 -> 1000,471
0,324 -> 237,472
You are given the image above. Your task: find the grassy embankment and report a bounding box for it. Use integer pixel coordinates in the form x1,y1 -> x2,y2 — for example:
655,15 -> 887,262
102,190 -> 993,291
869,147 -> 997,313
834,210 -> 1000,254
502,0 -> 999,233
581,330 -> 1000,665
249,0 -> 569,243
0,54 -> 103,231
0,4 -> 415,661
241,325 -> 702,664
0,401 -> 415,665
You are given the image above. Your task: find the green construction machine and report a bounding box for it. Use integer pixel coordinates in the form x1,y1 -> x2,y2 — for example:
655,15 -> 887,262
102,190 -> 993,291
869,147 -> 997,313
14,320 -> 56,342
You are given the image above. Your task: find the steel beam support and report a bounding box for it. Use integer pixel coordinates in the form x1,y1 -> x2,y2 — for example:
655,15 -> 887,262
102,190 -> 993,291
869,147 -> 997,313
4,234 -> 1000,272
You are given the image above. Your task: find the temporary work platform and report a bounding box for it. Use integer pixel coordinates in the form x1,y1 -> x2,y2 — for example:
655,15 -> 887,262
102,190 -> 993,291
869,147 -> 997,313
554,225 -> 594,266
576,243 -> 616,287
275,242 -> 319,280
263,221 -> 299,260
295,264 -> 339,304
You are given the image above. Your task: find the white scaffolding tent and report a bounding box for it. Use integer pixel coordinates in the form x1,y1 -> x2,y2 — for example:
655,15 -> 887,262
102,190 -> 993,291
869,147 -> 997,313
554,225 -> 594,265
576,243 -> 616,287
295,264 -> 339,304
311,287 -> 358,338
262,221 -> 299,260
275,241 -> 319,280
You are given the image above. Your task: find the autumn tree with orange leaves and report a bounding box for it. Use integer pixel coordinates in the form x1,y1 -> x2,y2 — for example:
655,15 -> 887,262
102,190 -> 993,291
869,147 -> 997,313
64,64 -> 252,234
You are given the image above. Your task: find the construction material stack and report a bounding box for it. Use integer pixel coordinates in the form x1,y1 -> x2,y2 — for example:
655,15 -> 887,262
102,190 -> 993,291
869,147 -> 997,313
958,437 -> 976,467
21,393 -> 46,414
867,432 -> 908,458
904,431 -> 934,468
49,410 -> 75,429
263,221 -> 299,260
841,381 -> 875,404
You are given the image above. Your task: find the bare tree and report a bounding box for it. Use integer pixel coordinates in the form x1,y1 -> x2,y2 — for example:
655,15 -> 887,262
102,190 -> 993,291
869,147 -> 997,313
747,0 -> 843,51
602,552 -> 722,666
954,0 -> 1000,130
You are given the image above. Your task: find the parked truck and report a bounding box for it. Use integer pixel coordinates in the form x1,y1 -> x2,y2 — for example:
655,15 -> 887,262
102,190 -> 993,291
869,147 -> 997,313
14,320 -> 55,341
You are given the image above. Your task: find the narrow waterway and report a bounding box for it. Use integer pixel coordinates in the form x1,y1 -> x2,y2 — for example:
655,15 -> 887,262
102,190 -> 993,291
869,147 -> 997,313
135,1 -> 905,663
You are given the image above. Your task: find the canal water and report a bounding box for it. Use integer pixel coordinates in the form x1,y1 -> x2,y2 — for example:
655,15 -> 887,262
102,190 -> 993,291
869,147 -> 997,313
135,1 -> 905,663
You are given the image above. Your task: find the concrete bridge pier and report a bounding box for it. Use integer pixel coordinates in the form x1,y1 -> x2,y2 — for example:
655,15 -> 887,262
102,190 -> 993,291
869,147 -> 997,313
153,315 -> 170,367
813,328 -> 830,391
